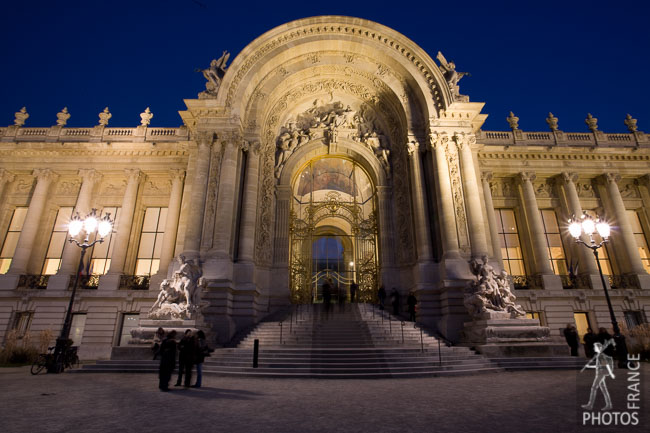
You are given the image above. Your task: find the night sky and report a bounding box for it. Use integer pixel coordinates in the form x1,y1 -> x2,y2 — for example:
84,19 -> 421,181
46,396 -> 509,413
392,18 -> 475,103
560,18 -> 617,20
1,0 -> 648,133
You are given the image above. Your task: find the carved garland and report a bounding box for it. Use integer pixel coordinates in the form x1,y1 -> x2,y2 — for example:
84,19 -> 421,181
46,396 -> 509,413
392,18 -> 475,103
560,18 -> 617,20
445,139 -> 470,252
226,23 -> 444,109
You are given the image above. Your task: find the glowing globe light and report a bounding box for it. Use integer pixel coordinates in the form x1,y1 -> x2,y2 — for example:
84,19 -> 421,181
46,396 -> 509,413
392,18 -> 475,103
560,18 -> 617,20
581,217 -> 596,236
596,221 -> 610,239
568,221 -> 582,239
83,216 -> 98,234
68,217 -> 83,236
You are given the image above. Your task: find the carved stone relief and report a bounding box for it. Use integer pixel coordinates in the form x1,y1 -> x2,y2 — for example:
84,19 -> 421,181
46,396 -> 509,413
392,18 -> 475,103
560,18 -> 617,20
575,181 -> 595,198
619,181 -> 639,198
55,179 -> 81,196
533,179 -> 554,198
445,139 -> 469,252
201,141 -> 225,250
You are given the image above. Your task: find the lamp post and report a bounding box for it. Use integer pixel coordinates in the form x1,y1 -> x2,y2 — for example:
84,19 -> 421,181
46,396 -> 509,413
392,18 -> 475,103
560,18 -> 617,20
567,212 -> 627,365
50,209 -> 113,373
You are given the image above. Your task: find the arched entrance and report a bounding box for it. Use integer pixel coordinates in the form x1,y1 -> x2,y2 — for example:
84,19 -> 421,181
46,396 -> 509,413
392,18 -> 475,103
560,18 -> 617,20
289,156 -> 378,303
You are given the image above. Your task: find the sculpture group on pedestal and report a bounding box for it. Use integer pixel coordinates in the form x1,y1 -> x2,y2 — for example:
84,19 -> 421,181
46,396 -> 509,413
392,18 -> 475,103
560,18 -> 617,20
149,255 -> 204,320
464,256 -> 526,319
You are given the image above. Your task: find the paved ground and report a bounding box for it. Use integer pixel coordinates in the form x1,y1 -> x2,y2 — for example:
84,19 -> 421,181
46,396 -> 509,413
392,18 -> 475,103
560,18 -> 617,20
1,365 -> 648,433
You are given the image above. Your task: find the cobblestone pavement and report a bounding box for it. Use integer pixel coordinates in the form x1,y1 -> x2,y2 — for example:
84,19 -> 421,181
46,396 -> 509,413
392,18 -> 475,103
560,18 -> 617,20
1,365 -> 648,433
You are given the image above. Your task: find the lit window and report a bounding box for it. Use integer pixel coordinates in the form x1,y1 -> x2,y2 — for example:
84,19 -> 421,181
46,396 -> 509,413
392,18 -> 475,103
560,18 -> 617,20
573,312 -> 592,343
89,207 -> 120,275
70,313 -> 86,346
494,209 -> 525,276
0,207 -> 28,274
135,208 -> 167,276
118,313 -> 139,346
585,210 -> 613,275
626,210 -> 650,274
539,209 -> 568,275
42,207 -> 74,275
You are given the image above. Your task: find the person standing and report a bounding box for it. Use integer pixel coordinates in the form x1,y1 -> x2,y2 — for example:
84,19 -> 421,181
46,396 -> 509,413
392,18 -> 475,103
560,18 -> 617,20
322,279 -> 332,318
152,327 -> 165,360
407,292 -> 417,322
349,281 -> 358,303
175,329 -> 196,387
583,328 -> 596,359
391,288 -> 400,316
563,323 -> 580,356
192,330 -> 210,388
158,330 -> 177,391
378,286 -> 386,310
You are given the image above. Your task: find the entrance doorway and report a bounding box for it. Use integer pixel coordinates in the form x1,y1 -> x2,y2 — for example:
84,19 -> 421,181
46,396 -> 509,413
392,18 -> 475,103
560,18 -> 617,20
289,157 -> 378,303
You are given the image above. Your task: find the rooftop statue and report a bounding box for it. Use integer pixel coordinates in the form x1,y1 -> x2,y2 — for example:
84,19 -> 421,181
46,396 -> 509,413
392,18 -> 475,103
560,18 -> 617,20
197,51 -> 230,98
56,107 -> 70,126
436,51 -> 470,101
14,107 -> 29,127
140,107 -> 153,126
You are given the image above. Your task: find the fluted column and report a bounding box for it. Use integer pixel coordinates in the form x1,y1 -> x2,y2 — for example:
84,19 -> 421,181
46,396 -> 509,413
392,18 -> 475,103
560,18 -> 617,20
0,169 -> 16,199
9,169 -> 58,275
407,139 -> 432,262
212,133 -> 242,258
158,169 -> 185,275
430,133 -> 460,259
57,169 -> 103,275
602,173 -> 645,275
558,172 -> 598,275
455,133 -> 488,258
238,142 -> 261,262
106,169 -> 142,275
183,132 -> 214,256
481,172 -> 503,266
518,172 -> 554,275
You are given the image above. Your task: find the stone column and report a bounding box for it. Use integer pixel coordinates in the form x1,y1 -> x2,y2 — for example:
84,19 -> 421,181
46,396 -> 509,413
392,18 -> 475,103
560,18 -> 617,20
455,133 -> 488,258
376,186 -> 395,270
558,172 -> 599,277
183,132 -> 214,256
8,169 -> 58,275
272,185 -> 292,267
429,133 -> 460,259
480,172 -> 503,267
518,172 -> 554,275
105,169 -> 142,276
0,169 -> 16,199
602,173 -> 645,275
238,142 -> 261,263
57,169 -> 103,275
157,169 -> 185,275
407,140 -> 432,262
212,133 -> 241,258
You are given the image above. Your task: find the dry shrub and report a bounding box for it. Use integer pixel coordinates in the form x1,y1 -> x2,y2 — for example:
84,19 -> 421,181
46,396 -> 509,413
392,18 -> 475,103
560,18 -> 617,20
0,329 -> 53,365
621,323 -> 650,361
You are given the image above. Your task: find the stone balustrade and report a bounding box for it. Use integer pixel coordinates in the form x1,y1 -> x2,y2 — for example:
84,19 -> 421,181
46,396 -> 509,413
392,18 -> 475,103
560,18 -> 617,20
476,129 -> 648,148
0,125 -> 189,143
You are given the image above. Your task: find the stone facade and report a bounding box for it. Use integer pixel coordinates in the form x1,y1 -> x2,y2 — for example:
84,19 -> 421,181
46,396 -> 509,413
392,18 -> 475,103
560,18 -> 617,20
0,16 -> 648,359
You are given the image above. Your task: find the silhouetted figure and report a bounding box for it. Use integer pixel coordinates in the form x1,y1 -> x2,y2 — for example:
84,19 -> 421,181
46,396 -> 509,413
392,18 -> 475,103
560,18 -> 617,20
350,281 -> 358,303
391,288 -> 400,316
378,286 -> 386,310
583,328 -> 596,359
158,330 -> 177,391
563,323 -> 579,356
322,280 -> 332,317
338,284 -> 346,312
596,327 -> 615,357
152,327 -> 165,360
407,292 -> 417,322
192,330 -> 210,388
175,329 -> 196,387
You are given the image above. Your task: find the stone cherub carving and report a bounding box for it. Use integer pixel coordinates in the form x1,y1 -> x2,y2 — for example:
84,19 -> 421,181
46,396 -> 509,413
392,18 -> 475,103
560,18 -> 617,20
436,51 -> 470,101
148,255 -> 204,320
274,120 -> 312,178
464,256 -> 525,319
197,51 -> 230,98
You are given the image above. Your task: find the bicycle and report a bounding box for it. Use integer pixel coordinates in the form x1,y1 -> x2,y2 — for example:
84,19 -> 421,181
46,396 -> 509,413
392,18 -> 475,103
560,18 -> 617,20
30,345 -> 80,374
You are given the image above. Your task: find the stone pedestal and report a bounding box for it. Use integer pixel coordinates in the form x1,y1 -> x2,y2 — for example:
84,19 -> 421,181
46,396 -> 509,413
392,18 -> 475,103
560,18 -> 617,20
129,319 -> 205,345
461,311 -> 568,357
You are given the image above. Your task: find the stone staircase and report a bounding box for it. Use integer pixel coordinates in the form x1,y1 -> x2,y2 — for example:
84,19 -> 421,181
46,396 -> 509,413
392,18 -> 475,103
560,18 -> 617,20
79,304 -> 584,378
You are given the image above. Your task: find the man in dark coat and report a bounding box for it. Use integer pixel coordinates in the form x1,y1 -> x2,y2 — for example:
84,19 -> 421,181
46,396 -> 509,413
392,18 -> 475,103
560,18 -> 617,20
407,292 -> 417,322
378,286 -> 386,310
175,329 -> 196,387
563,323 -> 580,356
391,288 -> 400,316
349,281 -> 358,303
583,328 -> 596,359
596,327 -> 615,357
158,330 -> 177,391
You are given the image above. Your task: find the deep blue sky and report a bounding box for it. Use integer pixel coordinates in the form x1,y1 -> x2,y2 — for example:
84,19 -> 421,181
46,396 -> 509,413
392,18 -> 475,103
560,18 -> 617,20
1,1 -> 648,132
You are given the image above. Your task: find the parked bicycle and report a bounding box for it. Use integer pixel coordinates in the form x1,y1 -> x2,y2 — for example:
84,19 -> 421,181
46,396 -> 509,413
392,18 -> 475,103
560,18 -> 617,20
30,343 -> 79,375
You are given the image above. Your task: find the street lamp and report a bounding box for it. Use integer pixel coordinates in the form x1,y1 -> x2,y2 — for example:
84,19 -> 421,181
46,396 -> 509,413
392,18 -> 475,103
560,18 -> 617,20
50,209 -> 113,373
567,212 -> 627,364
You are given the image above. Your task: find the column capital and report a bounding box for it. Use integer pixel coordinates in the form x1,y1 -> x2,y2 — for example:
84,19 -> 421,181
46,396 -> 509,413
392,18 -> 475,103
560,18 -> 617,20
33,168 -> 59,184
636,174 -> 650,188
220,130 -> 243,149
241,140 -> 261,154
193,131 -> 215,146
170,169 -> 186,183
124,168 -> 143,184
0,168 -> 16,184
518,172 -> 536,183
600,172 -> 621,185
406,140 -> 419,156
452,132 -> 476,150
480,171 -> 493,183
559,172 -> 579,184
78,168 -> 103,185
428,131 -> 450,149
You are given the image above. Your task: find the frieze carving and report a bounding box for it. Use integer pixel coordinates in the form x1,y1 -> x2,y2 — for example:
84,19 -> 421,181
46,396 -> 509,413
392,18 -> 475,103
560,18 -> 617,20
445,139 -> 469,252
13,177 -> 34,195
534,179 -> 554,198
619,181 -> 639,198
55,179 -> 81,196
0,169 -> 16,186
144,179 -> 171,196
575,181 -> 595,198
101,180 -> 127,196
225,22 -> 444,109
202,141 -> 225,250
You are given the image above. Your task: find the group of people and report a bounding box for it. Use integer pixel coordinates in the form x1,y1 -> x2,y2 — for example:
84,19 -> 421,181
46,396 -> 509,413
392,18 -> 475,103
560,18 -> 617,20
563,324 -> 617,358
377,286 -> 418,322
154,327 -> 212,392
